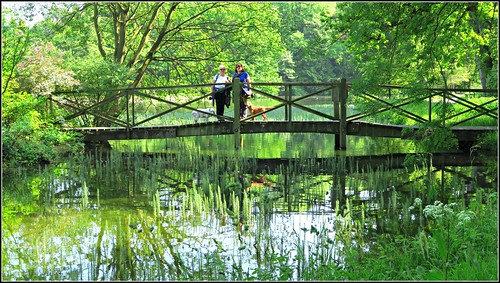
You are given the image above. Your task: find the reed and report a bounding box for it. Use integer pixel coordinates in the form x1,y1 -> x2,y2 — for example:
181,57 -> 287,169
81,180 -> 89,210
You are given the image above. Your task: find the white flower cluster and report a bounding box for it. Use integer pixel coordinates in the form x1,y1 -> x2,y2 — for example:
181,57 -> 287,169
423,200 -> 457,220
409,197 -> 422,211
456,210 -> 475,226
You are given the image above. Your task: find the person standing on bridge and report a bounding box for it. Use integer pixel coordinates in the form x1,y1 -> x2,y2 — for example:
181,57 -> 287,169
211,65 -> 231,122
233,63 -> 252,119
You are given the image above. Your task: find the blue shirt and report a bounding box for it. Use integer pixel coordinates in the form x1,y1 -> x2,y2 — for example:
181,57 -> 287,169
233,71 -> 249,83
233,72 -> 250,91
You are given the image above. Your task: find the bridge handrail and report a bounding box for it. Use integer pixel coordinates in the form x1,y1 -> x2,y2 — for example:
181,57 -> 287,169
51,80 -> 497,133
53,81 -> 350,95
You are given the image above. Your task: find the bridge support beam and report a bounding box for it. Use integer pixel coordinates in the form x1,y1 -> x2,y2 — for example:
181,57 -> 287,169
334,78 -> 348,150
339,78 -> 347,150
233,79 -> 241,151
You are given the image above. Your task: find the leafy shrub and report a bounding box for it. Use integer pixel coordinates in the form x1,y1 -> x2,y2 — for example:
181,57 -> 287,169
2,90 -> 84,166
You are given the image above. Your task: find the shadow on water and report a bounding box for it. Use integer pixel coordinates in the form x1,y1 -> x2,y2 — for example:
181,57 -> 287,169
1,133 -> 497,280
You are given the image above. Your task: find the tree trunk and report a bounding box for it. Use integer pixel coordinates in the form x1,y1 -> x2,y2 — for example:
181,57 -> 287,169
467,2 -> 494,89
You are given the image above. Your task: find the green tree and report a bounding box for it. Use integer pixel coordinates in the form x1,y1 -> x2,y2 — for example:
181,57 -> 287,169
277,50 -> 296,82
61,2 -> 284,87
17,42 -> 80,96
1,8 -> 32,95
324,2 -> 498,89
2,6 -> 84,166
275,2 -> 356,96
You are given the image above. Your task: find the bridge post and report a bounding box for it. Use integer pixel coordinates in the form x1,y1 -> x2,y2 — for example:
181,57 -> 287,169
333,81 -> 340,148
339,78 -> 347,150
233,79 -> 241,151
332,81 -> 339,117
285,84 -> 291,121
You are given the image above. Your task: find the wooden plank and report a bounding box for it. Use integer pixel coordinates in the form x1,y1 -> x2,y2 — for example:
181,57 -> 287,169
69,122 -> 496,142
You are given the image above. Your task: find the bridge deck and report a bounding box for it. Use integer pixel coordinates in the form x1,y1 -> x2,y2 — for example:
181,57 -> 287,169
67,121 -> 496,142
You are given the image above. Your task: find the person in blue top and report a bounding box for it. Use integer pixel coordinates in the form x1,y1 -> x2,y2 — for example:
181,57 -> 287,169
233,63 -> 252,119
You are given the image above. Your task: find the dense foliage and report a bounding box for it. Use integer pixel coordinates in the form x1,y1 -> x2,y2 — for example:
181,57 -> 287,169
323,2 -> 498,90
2,13 -> 84,166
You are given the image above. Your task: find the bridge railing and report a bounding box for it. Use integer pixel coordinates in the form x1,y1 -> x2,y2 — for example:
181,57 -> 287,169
243,80 -> 348,122
348,85 -> 497,127
49,80 -> 350,128
50,80 -> 496,132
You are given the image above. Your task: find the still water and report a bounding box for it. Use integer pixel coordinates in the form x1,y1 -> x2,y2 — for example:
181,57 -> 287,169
1,133 -> 489,280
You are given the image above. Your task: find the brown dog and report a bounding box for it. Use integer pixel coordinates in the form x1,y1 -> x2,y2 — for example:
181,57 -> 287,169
246,102 -> 273,121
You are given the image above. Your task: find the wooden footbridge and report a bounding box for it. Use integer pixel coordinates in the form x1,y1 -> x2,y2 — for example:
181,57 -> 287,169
52,79 -> 497,150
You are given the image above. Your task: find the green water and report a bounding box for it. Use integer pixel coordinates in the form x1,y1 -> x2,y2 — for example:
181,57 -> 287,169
111,133 -> 409,157
1,134 -> 496,280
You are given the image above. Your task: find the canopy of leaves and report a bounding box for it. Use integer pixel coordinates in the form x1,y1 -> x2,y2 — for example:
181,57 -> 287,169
276,2 -> 357,86
323,2 -> 498,90
1,9 -> 31,94
46,2 -> 286,88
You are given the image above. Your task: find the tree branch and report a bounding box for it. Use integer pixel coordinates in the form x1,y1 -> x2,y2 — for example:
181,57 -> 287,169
93,3 -> 106,58
126,3 -> 164,68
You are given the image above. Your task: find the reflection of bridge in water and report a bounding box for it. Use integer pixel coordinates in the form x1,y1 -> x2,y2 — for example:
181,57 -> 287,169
54,79 -> 497,150
140,152 -> 488,173
133,150 -> 493,207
